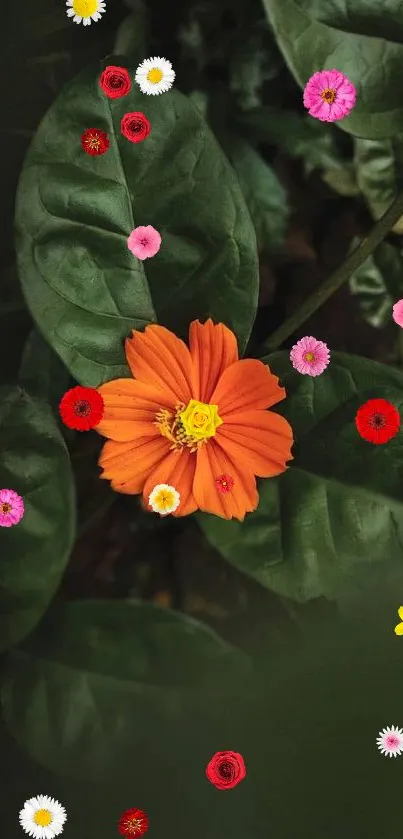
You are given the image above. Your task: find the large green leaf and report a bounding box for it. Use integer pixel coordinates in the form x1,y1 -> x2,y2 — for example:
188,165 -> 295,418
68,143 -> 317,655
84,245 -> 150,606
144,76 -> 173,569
19,328 -> 71,414
225,138 -> 289,254
349,240 -> 403,328
0,387 -> 75,652
262,0 -> 403,139
198,352 -> 403,602
1,599 -> 251,779
15,59 -> 258,388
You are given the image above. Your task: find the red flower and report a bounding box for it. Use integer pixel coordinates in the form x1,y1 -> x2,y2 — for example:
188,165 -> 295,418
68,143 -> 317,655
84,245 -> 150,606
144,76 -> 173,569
81,128 -> 110,156
99,65 -> 131,99
215,474 -> 234,493
59,386 -> 104,431
205,750 -> 246,790
355,398 -> 400,445
121,112 -> 151,143
118,808 -> 149,838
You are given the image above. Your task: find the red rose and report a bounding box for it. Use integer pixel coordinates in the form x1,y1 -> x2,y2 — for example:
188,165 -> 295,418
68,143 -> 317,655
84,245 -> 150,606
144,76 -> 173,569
81,128 -> 110,156
121,112 -> 151,143
205,750 -> 246,790
59,386 -> 104,431
99,65 -> 131,99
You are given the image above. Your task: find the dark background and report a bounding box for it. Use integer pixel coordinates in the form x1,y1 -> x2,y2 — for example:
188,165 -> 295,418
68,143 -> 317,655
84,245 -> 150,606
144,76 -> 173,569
1,0 -> 403,836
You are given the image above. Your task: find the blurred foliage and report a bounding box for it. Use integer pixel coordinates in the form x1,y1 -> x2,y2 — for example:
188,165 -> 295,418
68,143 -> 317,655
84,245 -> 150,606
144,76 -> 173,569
2,2 -> 403,836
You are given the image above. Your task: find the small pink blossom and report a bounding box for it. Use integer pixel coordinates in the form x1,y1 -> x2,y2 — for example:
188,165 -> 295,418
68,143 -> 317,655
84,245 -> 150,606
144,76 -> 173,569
303,69 -> 356,122
290,336 -> 330,377
127,225 -> 161,260
392,298 -> 403,327
0,488 -> 24,527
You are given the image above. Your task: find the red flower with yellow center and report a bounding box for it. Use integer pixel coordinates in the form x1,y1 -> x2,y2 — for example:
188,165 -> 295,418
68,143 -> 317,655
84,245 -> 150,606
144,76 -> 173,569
118,808 -> 148,838
95,319 -> 294,521
81,128 -> 110,156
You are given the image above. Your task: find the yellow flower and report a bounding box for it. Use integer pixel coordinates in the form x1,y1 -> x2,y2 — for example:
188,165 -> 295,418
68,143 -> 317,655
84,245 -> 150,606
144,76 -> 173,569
179,399 -> 223,441
394,606 -> 403,635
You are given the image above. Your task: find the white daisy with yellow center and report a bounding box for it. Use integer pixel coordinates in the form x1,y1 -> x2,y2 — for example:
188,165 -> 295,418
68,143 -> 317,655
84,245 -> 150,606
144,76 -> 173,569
135,57 -> 175,95
148,483 -> 180,516
66,0 -> 106,26
19,795 -> 67,838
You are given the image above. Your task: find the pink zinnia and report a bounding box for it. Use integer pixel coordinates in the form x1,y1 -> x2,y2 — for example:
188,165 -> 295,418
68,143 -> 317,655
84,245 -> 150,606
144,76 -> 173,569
290,336 -> 330,376
392,299 -> 403,327
0,488 -> 24,527
303,69 -> 356,122
127,225 -> 161,260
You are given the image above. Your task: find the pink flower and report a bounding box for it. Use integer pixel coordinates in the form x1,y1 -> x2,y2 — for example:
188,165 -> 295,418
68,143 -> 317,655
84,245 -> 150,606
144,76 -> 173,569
127,226 -> 161,260
290,336 -> 330,377
303,69 -> 356,122
392,299 -> 403,327
0,488 -> 24,527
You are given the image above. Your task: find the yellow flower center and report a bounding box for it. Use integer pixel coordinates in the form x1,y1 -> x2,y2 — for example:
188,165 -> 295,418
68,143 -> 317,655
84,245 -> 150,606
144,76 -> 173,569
154,489 -> 175,512
305,352 -> 315,361
155,400 -> 222,452
147,68 -> 163,84
34,810 -> 52,827
72,0 -> 98,15
1,503 -> 11,513
321,87 -> 336,104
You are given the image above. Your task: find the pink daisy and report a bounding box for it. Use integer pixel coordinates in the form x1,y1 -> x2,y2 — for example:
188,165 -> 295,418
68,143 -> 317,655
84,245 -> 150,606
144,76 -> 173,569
303,69 -> 356,122
127,225 -> 161,260
392,298 -> 403,327
376,726 -> 403,757
0,488 -> 24,527
290,336 -> 330,376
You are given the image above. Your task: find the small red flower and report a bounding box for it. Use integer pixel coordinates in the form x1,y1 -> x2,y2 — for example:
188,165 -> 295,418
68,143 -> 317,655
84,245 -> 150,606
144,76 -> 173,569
215,474 -> 234,493
118,808 -> 149,838
206,750 -> 246,790
355,398 -> 400,445
81,128 -> 110,156
121,112 -> 151,143
99,65 -> 131,99
59,386 -> 104,431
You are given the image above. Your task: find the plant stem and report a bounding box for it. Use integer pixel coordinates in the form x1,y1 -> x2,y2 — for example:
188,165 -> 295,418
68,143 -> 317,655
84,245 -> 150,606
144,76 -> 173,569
262,191 -> 403,353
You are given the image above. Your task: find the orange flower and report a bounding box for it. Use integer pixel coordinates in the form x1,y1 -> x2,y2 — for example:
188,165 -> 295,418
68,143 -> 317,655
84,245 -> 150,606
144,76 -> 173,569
95,320 -> 294,521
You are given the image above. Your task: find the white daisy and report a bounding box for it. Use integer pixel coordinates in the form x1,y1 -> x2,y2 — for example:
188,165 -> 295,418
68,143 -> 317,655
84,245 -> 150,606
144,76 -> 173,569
376,725 -> 403,757
148,483 -> 180,516
19,795 -> 67,838
135,57 -> 175,96
66,0 -> 106,26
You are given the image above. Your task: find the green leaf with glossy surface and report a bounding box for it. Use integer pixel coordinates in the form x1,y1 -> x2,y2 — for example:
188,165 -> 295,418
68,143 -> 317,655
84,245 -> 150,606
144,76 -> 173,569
198,352 -> 403,602
1,599 -> 251,778
226,138 -> 289,253
349,239 -> 403,328
262,0 -> 403,139
15,59 -> 258,388
0,387 -> 75,652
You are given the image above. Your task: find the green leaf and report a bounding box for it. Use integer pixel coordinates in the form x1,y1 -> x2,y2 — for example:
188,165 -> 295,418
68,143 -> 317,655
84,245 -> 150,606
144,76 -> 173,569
198,352 -> 403,603
0,387 -> 76,653
262,0 -> 403,139
354,137 -> 403,232
19,328 -> 71,414
349,239 -> 403,328
113,7 -> 148,59
236,107 -> 348,175
225,138 -> 289,253
1,599 -> 251,778
15,60 -> 258,388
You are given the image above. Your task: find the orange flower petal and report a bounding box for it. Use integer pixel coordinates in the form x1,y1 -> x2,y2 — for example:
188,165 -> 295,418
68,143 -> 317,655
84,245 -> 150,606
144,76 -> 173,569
142,449 -> 197,517
210,359 -> 286,416
188,319 -> 238,402
99,436 -> 171,494
125,324 -> 196,404
95,379 -> 162,441
193,440 -> 258,521
217,409 -> 294,477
